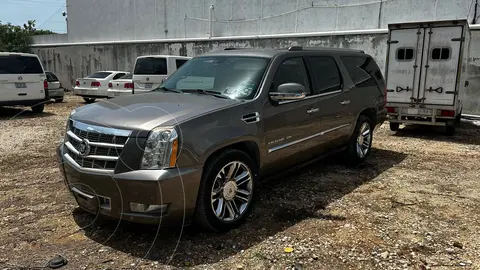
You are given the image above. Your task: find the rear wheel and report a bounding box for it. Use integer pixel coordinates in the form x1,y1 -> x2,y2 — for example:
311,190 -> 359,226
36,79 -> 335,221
344,115 -> 373,166
31,104 -> 45,113
195,149 -> 257,232
83,98 -> 96,104
389,122 -> 400,131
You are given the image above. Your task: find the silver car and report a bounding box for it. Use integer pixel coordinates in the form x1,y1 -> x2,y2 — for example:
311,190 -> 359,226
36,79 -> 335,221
46,71 -> 64,103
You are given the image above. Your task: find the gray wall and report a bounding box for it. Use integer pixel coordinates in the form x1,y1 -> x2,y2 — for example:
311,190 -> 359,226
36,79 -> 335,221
34,0 -> 475,44
32,31 -> 480,115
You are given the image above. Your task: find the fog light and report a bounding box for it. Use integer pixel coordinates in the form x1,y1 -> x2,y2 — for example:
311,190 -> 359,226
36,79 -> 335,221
129,203 -> 168,214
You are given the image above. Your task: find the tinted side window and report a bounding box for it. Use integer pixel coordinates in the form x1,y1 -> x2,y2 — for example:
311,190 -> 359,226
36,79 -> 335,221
271,57 -> 310,95
306,56 -> 342,94
49,73 -> 59,81
341,56 -> 384,88
176,59 -> 188,69
113,73 -> 125,80
134,58 -> 168,75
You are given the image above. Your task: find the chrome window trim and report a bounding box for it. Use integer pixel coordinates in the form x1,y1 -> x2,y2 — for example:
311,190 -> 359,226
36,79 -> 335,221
268,124 -> 350,153
278,89 -> 342,105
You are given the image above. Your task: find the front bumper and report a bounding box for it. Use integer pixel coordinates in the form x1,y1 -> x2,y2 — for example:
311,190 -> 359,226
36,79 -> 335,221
57,145 -> 202,226
74,88 -> 108,98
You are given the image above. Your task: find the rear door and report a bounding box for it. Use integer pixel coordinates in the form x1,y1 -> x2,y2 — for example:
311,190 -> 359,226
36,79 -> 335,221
386,28 -> 424,104
418,26 -> 463,106
0,54 -> 46,101
133,57 -> 168,93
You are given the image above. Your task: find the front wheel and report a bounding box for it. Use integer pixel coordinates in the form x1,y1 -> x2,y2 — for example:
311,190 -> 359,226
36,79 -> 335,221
195,149 -> 257,232
344,115 -> 373,166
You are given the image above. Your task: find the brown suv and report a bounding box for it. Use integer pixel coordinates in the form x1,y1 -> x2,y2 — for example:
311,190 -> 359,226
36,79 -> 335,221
57,47 -> 387,232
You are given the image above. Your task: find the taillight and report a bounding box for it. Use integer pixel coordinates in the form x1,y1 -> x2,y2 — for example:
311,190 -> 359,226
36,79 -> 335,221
44,79 -> 48,90
440,110 -> 455,117
91,82 -> 101,87
108,82 -> 113,88
386,107 -> 396,113
124,82 -> 134,89
75,80 -> 80,86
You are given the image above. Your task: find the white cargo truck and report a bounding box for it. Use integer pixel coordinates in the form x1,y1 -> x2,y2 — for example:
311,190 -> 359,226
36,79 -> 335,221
385,19 -> 471,135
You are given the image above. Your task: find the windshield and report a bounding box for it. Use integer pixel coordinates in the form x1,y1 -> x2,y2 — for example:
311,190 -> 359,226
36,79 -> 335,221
161,56 -> 270,100
0,55 -> 43,74
87,72 -> 112,79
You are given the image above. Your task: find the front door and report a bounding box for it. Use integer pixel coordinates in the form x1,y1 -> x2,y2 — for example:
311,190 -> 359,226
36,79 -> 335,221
262,57 -> 325,172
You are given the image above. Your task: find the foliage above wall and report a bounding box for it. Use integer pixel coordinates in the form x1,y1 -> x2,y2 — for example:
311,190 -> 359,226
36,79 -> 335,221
0,20 -> 55,53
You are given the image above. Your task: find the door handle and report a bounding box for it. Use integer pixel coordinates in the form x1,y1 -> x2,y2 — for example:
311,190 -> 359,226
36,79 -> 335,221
340,100 -> 350,105
307,108 -> 319,114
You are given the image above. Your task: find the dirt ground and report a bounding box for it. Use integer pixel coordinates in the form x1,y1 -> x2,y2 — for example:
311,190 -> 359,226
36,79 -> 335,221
1,94 -> 479,270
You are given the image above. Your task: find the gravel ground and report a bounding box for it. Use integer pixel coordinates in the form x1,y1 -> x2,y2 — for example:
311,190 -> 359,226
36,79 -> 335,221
1,94 -> 479,270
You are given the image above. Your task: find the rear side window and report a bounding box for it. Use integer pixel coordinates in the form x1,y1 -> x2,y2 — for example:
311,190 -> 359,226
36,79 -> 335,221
341,56 -> 384,88
134,57 -> 167,75
0,55 -> 43,74
120,73 -> 133,79
271,57 -> 310,95
306,56 -> 342,94
46,72 -> 59,82
87,72 -> 112,79
176,59 -> 189,69
396,48 -> 414,61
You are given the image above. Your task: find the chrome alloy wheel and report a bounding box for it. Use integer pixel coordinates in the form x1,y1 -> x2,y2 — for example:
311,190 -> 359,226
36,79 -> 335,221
356,122 -> 372,158
210,161 -> 253,222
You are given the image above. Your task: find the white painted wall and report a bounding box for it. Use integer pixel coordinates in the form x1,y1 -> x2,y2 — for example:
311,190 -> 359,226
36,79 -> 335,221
34,0 -> 475,44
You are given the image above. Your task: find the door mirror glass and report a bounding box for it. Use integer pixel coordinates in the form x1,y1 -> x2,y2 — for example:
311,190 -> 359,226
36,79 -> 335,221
269,83 -> 306,101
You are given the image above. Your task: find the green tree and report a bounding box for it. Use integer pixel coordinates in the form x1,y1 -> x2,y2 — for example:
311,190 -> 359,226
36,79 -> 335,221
0,20 -> 56,53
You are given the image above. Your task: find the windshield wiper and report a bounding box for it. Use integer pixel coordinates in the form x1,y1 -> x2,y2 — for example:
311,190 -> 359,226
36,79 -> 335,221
156,86 -> 183,93
183,89 -> 231,99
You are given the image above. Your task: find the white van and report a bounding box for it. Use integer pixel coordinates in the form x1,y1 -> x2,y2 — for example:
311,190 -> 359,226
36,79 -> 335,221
132,55 -> 191,94
385,19 -> 470,135
0,52 -> 48,113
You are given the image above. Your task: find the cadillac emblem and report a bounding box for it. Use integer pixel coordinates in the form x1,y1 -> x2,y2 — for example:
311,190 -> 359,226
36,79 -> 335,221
78,139 -> 91,157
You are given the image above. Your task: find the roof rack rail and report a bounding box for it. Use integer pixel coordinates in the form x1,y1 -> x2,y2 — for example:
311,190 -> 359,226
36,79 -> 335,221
287,46 -> 303,51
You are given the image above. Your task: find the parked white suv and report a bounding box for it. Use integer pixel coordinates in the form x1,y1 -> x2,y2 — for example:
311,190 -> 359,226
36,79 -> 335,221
0,52 -> 49,113
132,55 -> 191,94
74,71 -> 129,103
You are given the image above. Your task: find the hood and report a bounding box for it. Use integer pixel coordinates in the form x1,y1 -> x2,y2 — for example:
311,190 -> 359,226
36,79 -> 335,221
71,92 -> 240,132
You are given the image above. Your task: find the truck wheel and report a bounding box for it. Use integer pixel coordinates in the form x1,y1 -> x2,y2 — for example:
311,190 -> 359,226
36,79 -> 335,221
55,98 -> 64,103
83,98 -> 96,104
445,124 -> 456,136
344,115 -> 373,166
31,104 -> 45,113
389,122 -> 400,131
195,149 -> 257,232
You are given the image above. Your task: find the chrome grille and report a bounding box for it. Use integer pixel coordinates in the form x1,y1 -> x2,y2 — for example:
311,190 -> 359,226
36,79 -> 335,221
64,119 -> 131,173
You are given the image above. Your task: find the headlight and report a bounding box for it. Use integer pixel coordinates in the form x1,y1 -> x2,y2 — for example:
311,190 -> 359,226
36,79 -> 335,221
141,127 -> 179,170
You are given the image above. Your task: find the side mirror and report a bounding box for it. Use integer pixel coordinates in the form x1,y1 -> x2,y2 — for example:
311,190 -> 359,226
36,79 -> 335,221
269,83 -> 306,102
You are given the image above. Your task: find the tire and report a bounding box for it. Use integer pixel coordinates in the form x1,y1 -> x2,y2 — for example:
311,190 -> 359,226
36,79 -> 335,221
344,115 -> 374,166
195,149 -> 258,232
455,111 -> 462,125
83,98 -> 96,104
445,124 -> 455,136
389,122 -> 400,131
31,104 -> 45,113
55,98 -> 64,103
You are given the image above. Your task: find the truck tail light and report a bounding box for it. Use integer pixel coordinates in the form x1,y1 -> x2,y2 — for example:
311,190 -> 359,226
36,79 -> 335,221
124,82 -> 134,89
75,80 -> 80,86
43,79 -> 48,90
386,107 -> 396,113
91,81 -> 101,87
440,110 -> 455,117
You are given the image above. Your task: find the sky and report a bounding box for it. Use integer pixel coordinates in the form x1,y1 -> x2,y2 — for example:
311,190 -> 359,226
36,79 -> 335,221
1,0 -> 67,33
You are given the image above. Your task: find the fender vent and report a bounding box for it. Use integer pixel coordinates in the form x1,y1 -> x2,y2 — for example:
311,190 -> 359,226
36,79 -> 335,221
242,112 -> 260,124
